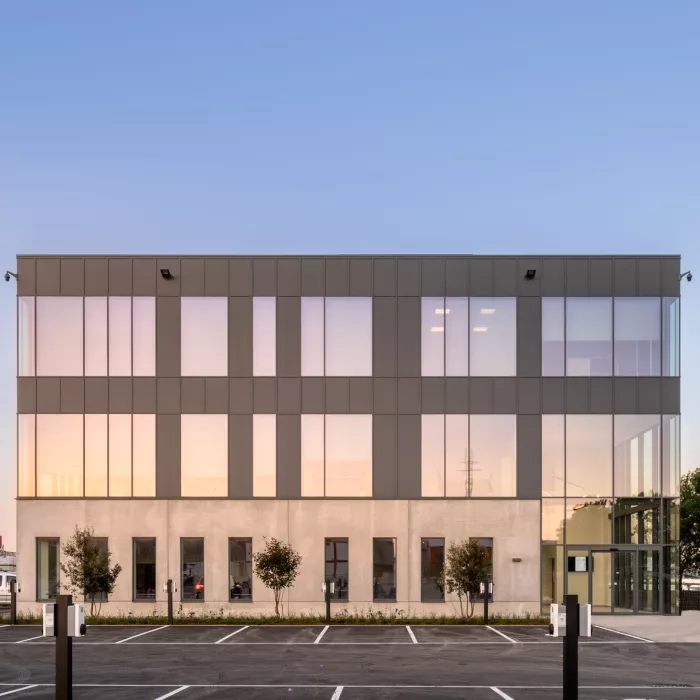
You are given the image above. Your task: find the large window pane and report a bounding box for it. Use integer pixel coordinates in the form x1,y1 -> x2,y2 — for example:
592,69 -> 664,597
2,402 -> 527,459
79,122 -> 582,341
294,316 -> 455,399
132,297 -> 156,376
422,415 -> 444,497
108,297 -> 131,376
253,297 -> 276,376
663,546 -> 679,614
36,538 -> 59,601
614,298 -> 660,376
253,415 -> 277,497
133,538 -> 156,600
541,544 -> 565,611
133,414 -> 156,497
325,298 -> 372,376
469,415 -> 516,497
614,415 -> 660,497
325,537 -> 349,600
181,415 -> 228,497
181,297 -> 228,376
421,297 -> 444,376
662,297 -> 680,377
421,538 -> 444,601
566,298 -> 612,376
37,297 -> 83,376
542,498 -> 565,543
37,414 -> 83,497
85,297 -> 107,376
469,298 -> 516,376
663,499 -> 680,545
325,415 -> 372,497
445,415 -> 468,497
229,538 -> 253,601
181,538 -> 205,601
542,415 -> 565,497
109,415 -> 132,497
565,499 -> 612,544
301,414 -> 324,497
613,498 -> 660,544
18,414 -> 35,497
542,298 -> 564,376
301,297 -> 324,376
662,415 -> 680,497
84,414 -> 107,497
445,297 -> 469,376
18,296 -> 35,376
373,538 -> 396,601
566,415 -> 612,498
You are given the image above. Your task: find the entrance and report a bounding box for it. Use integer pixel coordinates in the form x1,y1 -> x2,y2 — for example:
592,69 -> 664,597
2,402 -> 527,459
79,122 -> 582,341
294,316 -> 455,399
565,546 -> 661,613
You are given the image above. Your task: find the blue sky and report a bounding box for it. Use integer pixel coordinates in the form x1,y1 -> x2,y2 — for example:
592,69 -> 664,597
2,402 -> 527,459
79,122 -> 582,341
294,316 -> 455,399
1,1 -> 698,549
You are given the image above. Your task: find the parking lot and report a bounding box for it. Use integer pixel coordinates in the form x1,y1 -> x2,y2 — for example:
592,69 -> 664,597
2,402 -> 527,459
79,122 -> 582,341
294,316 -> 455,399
1,623 -> 699,699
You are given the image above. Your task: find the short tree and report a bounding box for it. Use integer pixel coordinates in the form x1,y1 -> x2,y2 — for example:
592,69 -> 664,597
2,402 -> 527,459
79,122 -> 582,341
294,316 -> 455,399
681,468 -> 700,585
60,526 -> 122,616
252,537 -> 302,617
442,540 -> 491,618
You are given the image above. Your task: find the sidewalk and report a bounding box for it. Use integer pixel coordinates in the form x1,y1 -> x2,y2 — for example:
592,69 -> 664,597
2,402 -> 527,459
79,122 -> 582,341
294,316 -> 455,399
595,611 -> 700,642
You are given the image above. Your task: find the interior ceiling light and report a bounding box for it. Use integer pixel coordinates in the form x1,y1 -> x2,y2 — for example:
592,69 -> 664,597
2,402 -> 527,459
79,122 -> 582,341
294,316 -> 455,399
472,326 -> 488,332
480,308 -> 496,315
430,326 -> 445,333
435,308 -> 450,315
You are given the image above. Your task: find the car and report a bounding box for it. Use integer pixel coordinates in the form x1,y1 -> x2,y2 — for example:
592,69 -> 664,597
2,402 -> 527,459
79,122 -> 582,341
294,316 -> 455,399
0,572 -> 17,597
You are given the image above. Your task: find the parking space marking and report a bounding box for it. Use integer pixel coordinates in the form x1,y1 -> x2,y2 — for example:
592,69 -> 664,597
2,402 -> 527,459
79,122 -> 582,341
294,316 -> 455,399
406,625 -> 418,643
314,625 -> 329,644
15,635 -> 44,644
215,626 -> 248,644
330,687 -> 344,699
0,687 -> 38,698
490,689 -> 514,700
154,687 -> 189,700
116,625 -> 168,644
593,624 -> 654,643
486,626 -> 518,643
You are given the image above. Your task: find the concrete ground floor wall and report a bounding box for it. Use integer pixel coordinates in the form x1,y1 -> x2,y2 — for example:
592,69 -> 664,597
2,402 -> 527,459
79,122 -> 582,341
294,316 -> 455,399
16,499 -> 541,617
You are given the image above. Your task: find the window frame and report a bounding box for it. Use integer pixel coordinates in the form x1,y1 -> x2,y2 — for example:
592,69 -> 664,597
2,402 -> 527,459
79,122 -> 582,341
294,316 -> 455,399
420,537 -> 445,602
324,537 -> 349,601
180,537 -> 205,603
372,537 -> 397,602
132,537 -> 157,602
228,537 -> 253,603
35,537 -> 60,602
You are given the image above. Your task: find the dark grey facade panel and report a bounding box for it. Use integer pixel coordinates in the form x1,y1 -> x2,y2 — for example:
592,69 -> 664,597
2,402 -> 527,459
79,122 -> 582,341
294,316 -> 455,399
325,258 -> 349,296
301,377 -> 325,413
36,258 -> 60,296
590,378 -> 613,414
493,377 -> 517,413
181,377 -> 205,413
373,378 -> 397,414
445,377 -> 469,414
301,258 -> 325,296
17,257 -> 36,296
470,258 -> 494,296
372,297 -> 397,377
36,377 -> 60,413
84,258 -> 108,296
638,377 -> 661,414
229,378 -> 253,414
350,258 -> 373,296
397,258 -> 421,296
17,377 -> 36,414
517,378 -> 541,415
60,377 -> 84,413
157,378 -> 181,414
60,258 -> 84,296
638,258 -> 661,296
517,296 -> 541,378
590,258 -> 613,296
541,258 -> 565,296
277,414 -> 301,499
253,258 -> 277,296
133,258 -> 157,296
277,296 -> 301,378
349,377 -> 373,414
421,258 -> 445,297
542,377 -> 565,414
156,258 -> 179,296
373,415 -> 397,498
421,377 -> 445,414
277,378 -> 301,414
397,414 -> 421,499
156,414 -> 181,499
661,377 -> 680,415
108,258 -> 133,296
277,258 -> 302,296
180,258 -> 205,296
205,378 -> 229,414
566,258 -> 589,296
229,414 -> 252,498
397,378 -> 421,414
614,377 -> 638,414
253,377 -> 277,413
469,377 -> 493,413
662,257 -> 681,297
517,258 -> 542,297
133,377 -> 157,414
494,257 -> 517,296
445,257 -> 469,296
85,377 -> 109,414
229,258 -> 253,296
325,377 -> 350,414
204,258 -> 230,296
614,258 -> 638,296
229,297 -> 253,377
565,377 -> 589,414
156,296 -> 181,378
517,414 -> 541,499
109,377 -> 133,413
397,297 -> 420,377
373,258 -> 397,296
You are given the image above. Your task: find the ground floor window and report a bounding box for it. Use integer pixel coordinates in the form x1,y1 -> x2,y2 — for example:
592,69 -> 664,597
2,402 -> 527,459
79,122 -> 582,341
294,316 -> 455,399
181,538 -> 204,601
229,538 -> 253,601
36,538 -> 59,601
372,538 -> 396,601
421,538 -> 444,602
471,537 -> 493,600
325,537 -> 349,600
133,538 -> 156,601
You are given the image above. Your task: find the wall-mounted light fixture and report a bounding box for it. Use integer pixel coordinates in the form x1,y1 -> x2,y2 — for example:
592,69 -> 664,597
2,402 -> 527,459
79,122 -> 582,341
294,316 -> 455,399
524,269 -> 537,280
160,268 -> 173,279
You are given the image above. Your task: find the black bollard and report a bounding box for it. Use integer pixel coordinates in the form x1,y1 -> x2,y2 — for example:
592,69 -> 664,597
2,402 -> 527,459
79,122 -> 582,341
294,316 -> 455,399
563,594 -> 579,700
167,579 -> 174,626
56,594 -> 73,700
483,581 -> 489,626
325,578 -> 331,625
9,579 -> 17,625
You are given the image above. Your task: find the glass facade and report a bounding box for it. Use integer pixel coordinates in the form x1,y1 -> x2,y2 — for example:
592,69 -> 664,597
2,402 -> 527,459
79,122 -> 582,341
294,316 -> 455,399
614,298 -> 660,376
325,538 -> 349,600
253,414 -> 277,497
420,538 -> 444,602
566,297 -> 613,376
469,298 -> 516,376
229,538 -> 253,601
253,297 -> 276,376
542,297 -> 565,376
133,538 -> 156,600
181,415 -> 228,497
181,538 -> 205,601
372,538 -> 396,601
181,297 -> 228,376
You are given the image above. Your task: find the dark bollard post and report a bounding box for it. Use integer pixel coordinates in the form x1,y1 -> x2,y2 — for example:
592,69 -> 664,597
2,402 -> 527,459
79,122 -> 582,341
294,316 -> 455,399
325,578 -> 331,625
483,581 -> 489,626
167,579 -> 174,626
9,579 -> 17,625
56,594 -> 73,700
563,594 -> 579,700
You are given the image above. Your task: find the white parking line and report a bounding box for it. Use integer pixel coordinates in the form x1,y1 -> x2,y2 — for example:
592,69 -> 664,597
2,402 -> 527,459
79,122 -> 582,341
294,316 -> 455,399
154,687 -> 189,700
0,625 -> 9,629
486,626 -> 518,643
15,635 -> 44,644
406,625 -> 418,644
491,688 -> 515,700
314,625 -> 330,644
215,626 -> 249,644
330,687 -> 344,700
593,624 -> 654,643
115,625 -> 168,644
0,687 -> 39,698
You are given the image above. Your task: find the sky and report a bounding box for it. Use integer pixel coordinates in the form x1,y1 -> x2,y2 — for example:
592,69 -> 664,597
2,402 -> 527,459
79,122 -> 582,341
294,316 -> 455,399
1,1 -> 698,550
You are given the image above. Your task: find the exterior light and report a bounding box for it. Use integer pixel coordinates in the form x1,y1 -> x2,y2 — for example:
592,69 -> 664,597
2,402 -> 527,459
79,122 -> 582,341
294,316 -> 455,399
160,269 -> 173,279
525,269 -> 536,279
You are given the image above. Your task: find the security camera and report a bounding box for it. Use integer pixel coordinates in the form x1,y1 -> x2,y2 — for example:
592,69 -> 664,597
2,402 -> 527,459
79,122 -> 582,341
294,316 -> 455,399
680,271 -> 692,282
3,272 -> 9,282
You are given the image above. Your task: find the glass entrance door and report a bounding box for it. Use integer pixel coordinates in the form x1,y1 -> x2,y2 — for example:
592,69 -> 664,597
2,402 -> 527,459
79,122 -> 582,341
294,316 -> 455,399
612,551 -> 634,613
591,551 -> 612,613
638,549 -> 661,613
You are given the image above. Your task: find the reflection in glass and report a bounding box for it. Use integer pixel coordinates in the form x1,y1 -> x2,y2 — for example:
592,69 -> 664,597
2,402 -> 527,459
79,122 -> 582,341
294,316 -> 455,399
253,297 -> 276,376
181,538 -> 205,601
593,551 -> 613,613
469,298 -> 516,376
542,298 -> 565,376
109,414 -> 132,497
18,414 -> 36,497
614,415 -> 660,497
445,415 -> 469,497
469,415 -> 516,497
421,538 -> 445,601
301,414 -> 324,497
37,414 -> 83,497
133,414 -> 156,497
663,546 -> 679,614
18,296 -> 35,376
445,297 -> 469,376
662,415 -> 680,497
181,297 -> 228,376
132,297 -> 156,376
662,297 -> 680,377
325,415 -> 372,497
613,498 -> 660,544
85,538 -> 109,603
37,297 -> 83,376
325,298 -> 372,376
614,298 -> 660,376
325,538 -> 349,600
253,415 -> 277,497
421,297 -> 444,376
663,499 -> 680,545
109,297 -> 131,376
181,415 -> 228,497
541,544 -> 564,612
373,538 -> 396,601
36,538 -> 60,601
567,549 -> 590,604
229,538 -> 253,601
301,297 -> 324,376
542,415 -> 565,497
566,297 -> 612,376
566,415 -> 612,497
85,297 -> 107,376
565,499 -> 612,544
421,415 -> 444,497
542,499 -> 565,543
471,537 -> 493,600
84,414 -> 107,497
637,549 -> 661,613
133,538 -> 156,600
